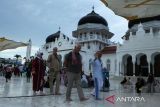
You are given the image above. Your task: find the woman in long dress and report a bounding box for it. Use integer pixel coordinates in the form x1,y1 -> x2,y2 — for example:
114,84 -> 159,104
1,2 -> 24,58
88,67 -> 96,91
32,53 -> 46,95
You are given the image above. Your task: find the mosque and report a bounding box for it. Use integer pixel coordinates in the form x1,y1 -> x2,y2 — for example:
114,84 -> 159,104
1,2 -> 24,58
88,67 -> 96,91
37,7 -> 160,77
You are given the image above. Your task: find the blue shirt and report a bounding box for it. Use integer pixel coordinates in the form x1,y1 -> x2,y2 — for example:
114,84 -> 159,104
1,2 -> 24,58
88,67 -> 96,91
92,59 -> 103,79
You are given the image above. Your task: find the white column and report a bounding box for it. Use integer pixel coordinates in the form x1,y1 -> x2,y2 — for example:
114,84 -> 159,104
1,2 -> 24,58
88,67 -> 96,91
132,57 -> 136,93
119,61 -> 123,76
119,62 -> 121,76
147,56 -> 151,74
26,39 -> 32,60
133,60 -> 136,76
121,61 -> 123,76
132,55 -> 136,76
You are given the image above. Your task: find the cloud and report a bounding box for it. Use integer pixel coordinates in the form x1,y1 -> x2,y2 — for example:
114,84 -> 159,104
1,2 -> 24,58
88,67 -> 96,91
0,0 -> 129,58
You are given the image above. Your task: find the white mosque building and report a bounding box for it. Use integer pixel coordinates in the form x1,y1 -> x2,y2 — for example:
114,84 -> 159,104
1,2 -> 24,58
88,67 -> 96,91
38,9 -> 160,77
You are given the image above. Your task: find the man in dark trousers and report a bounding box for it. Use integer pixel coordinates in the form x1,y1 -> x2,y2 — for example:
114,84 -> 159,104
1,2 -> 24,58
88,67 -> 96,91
64,44 -> 89,101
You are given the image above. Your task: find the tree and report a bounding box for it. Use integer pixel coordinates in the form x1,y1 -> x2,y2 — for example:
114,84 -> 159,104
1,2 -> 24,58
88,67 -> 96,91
14,54 -> 21,62
14,54 -> 22,65
14,54 -> 21,60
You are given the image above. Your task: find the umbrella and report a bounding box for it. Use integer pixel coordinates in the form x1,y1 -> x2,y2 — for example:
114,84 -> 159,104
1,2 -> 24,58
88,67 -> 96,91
0,37 -> 28,51
100,0 -> 160,20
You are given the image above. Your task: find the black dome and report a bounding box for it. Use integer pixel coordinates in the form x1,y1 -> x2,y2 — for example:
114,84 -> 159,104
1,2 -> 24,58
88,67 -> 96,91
46,31 -> 60,43
78,10 -> 108,26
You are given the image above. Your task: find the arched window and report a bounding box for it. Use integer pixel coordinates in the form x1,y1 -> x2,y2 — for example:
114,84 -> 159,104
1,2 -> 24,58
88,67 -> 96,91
106,59 -> 111,71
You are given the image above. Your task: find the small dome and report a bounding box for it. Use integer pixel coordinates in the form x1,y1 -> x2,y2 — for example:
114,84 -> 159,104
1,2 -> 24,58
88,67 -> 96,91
78,10 -> 108,26
46,31 -> 60,43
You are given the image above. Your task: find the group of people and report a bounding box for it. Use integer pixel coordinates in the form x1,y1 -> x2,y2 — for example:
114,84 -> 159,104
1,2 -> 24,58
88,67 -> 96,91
31,44 -> 107,101
120,73 -> 158,94
0,62 -> 32,82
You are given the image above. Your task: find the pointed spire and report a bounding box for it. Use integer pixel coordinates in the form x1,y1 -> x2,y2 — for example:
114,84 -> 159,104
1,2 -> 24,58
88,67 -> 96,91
138,22 -> 143,28
137,22 -> 145,35
29,38 -> 31,42
58,26 -> 61,31
149,27 -> 153,36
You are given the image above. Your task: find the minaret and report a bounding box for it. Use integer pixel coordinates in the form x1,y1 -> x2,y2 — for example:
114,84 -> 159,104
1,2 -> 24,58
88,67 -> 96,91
26,39 -> 32,60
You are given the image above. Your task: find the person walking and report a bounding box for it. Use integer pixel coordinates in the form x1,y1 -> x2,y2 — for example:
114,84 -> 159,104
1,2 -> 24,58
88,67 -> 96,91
147,74 -> 155,93
26,59 -> 32,82
91,51 -> 103,100
32,53 -> 46,95
47,47 -> 62,95
63,44 -> 89,101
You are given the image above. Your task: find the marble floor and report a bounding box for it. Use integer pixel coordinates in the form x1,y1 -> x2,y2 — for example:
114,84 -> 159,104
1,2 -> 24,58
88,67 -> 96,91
0,76 -> 160,107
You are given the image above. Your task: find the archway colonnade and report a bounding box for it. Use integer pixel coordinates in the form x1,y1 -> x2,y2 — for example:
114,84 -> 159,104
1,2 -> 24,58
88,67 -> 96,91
118,52 -> 160,77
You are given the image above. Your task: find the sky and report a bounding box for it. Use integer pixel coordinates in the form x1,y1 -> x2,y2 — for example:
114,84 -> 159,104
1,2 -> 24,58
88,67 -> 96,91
0,0 -> 128,59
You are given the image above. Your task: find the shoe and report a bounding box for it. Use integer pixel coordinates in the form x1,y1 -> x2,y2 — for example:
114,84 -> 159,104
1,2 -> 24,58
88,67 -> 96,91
80,97 -> 89,101
66,98 -> 73,102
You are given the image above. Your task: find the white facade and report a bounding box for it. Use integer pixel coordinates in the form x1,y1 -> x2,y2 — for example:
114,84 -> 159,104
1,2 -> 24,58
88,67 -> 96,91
39,10 -> 160,77
101,53 -> 116,76
116,21 -> 160,77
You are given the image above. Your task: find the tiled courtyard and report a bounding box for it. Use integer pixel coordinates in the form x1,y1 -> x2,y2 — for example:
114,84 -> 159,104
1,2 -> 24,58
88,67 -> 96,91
0,76 -> 160,107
